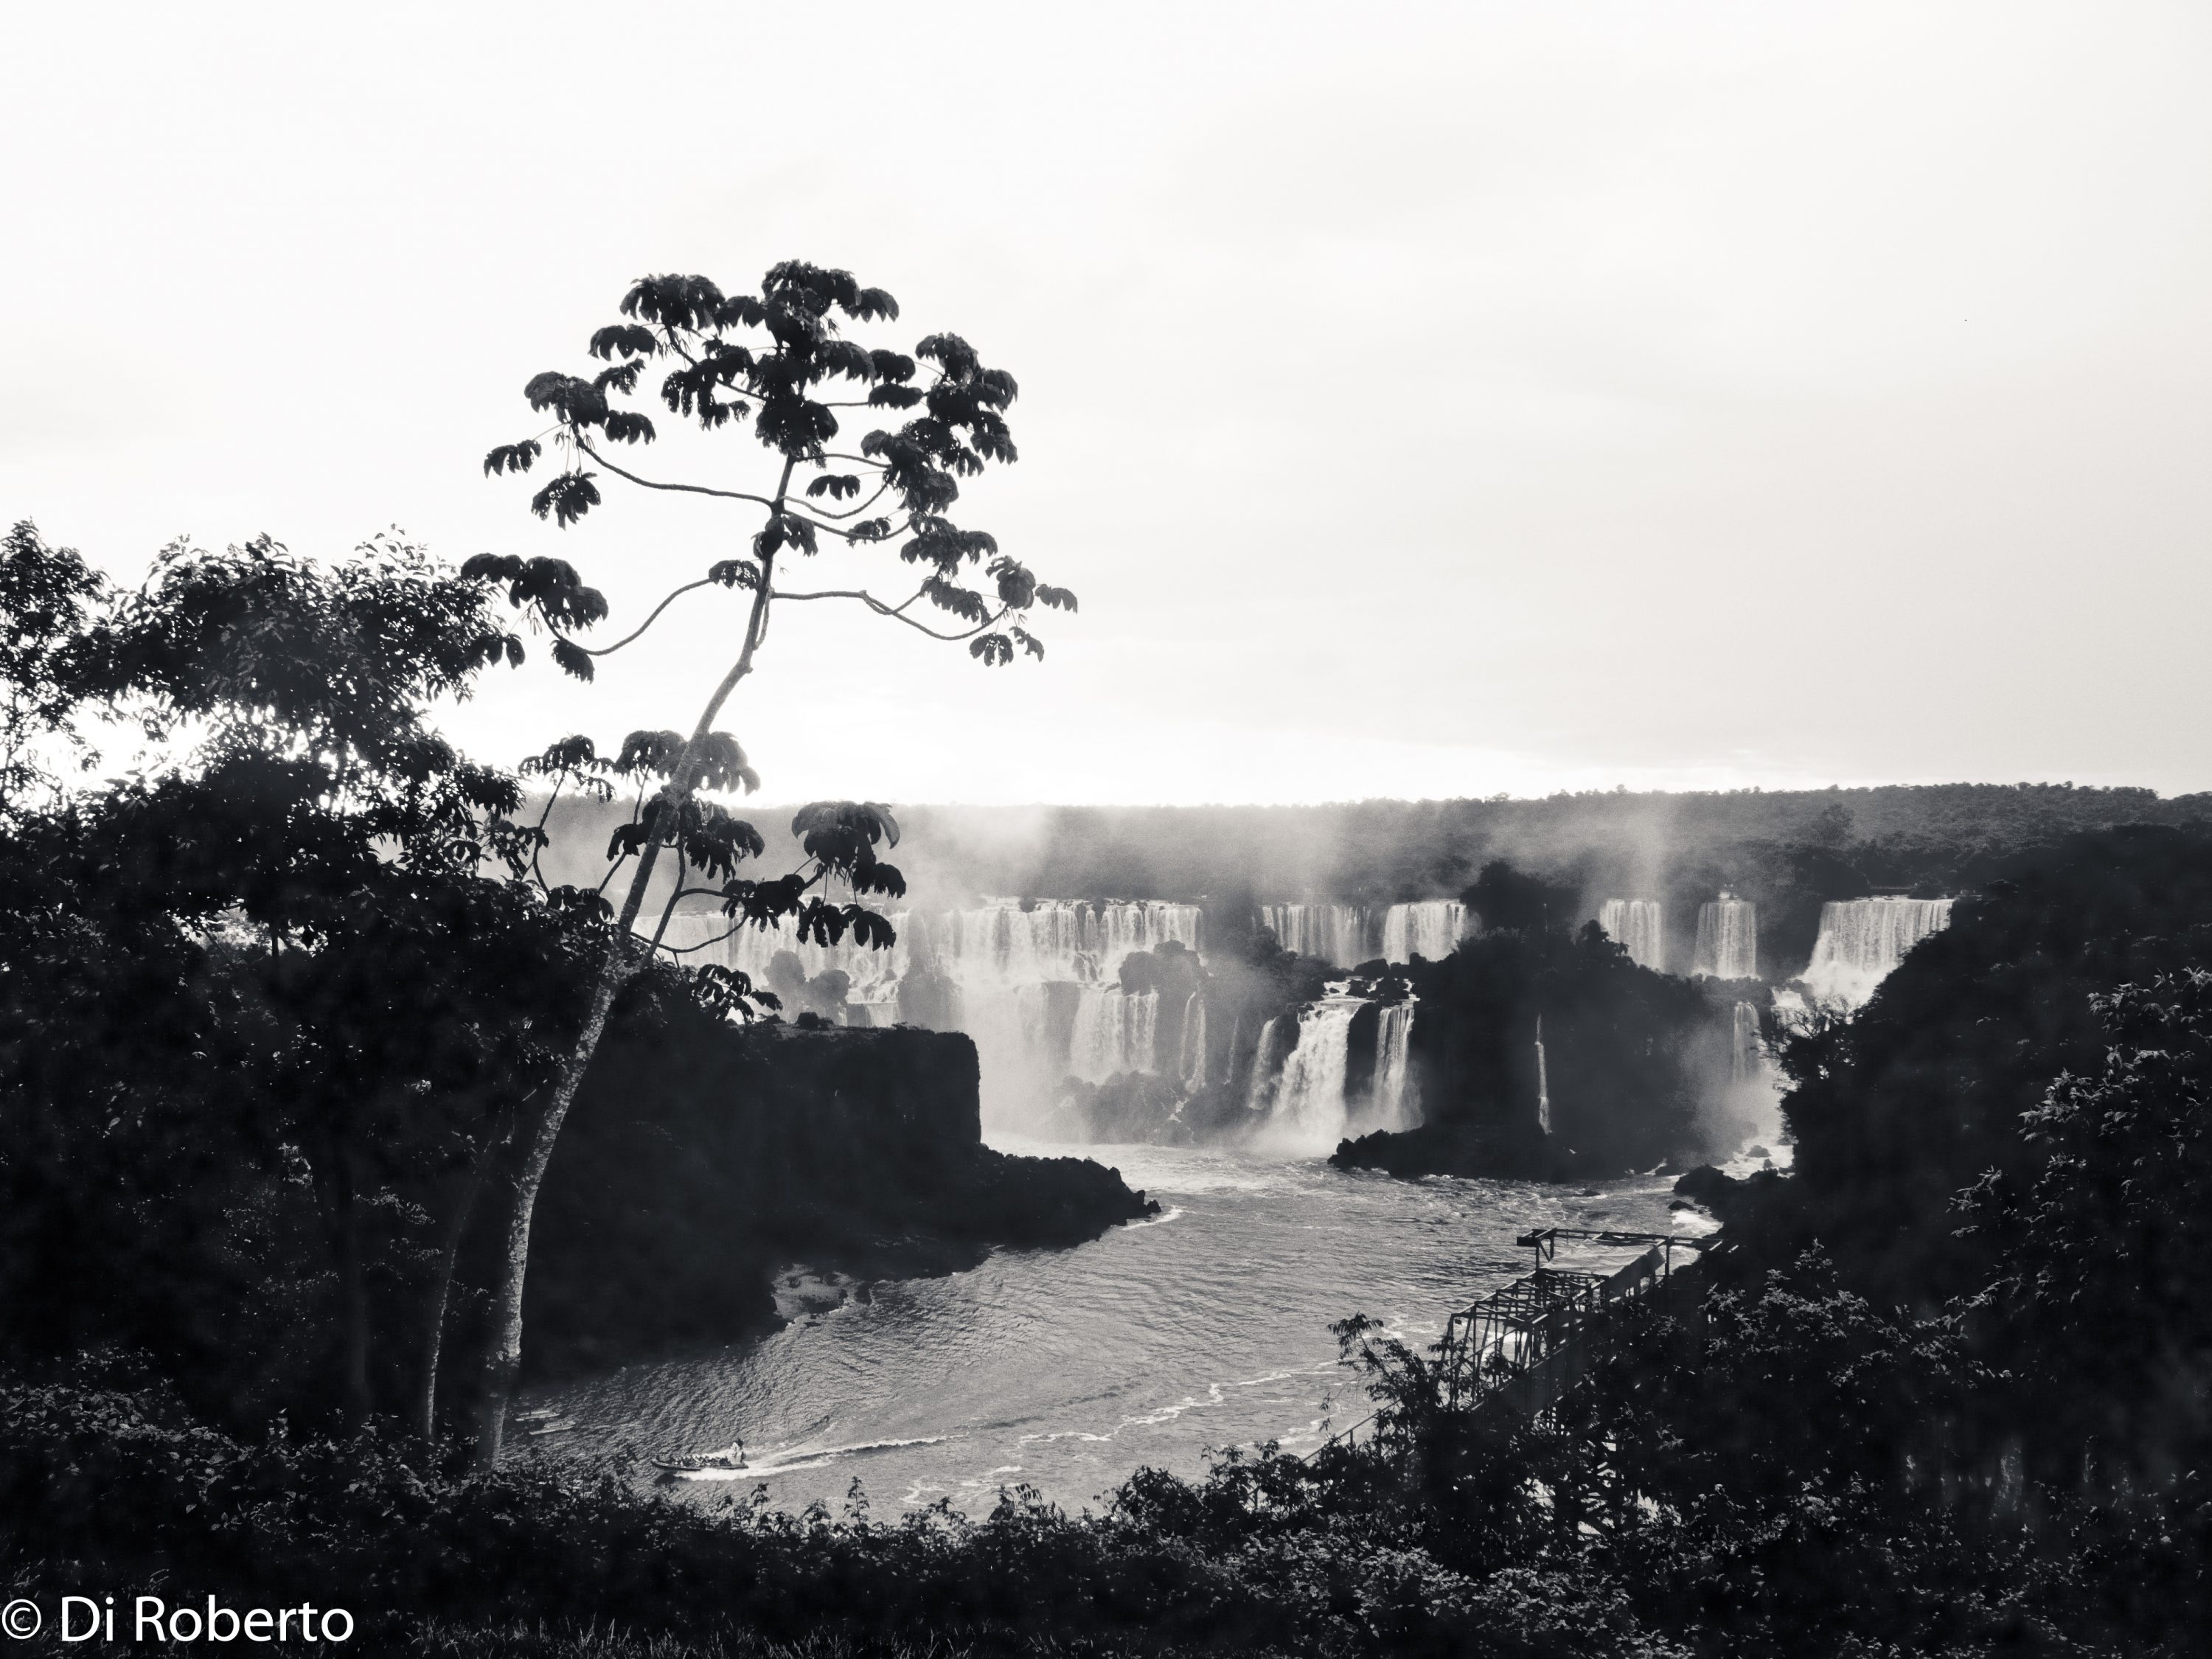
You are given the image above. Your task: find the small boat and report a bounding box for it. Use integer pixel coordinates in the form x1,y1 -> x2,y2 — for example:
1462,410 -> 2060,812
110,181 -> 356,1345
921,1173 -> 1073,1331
653,1439 -> 748,1475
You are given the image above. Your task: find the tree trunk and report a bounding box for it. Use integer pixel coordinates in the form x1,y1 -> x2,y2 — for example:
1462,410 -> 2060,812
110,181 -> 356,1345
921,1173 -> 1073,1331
470,545 -> 780,1469
418,1118 -> 505,1446
328,1148 -> 374,1425
471,973 -> 625,1465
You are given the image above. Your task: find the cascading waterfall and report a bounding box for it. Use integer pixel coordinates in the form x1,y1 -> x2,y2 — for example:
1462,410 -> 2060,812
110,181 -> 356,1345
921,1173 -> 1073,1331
1692,894 -> 1759,980
1067,987 -> 1159,1082
1369,1001 -> 1418,1132
663,899 -> 1199,1015
1244,1016 -> 1284,1111
1379,901 -> 1467,963
908,899 -> 1204,989
1178,991 -> 1206,1088
1597,899 -> 1665,972
1258,995 -> 1362,1155
1534,1014 -> 1551,1135
1262,902 -> 1467,967
1731,1001 -> 1760,1082
1801,897 -> 1955,1007
1261,905 -> 1370,967
661,899 -> 1203,1119
662,898 -> 1428,1153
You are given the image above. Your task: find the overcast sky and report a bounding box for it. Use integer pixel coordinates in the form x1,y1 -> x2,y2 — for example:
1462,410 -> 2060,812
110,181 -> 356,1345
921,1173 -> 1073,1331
4,1 -> 2208,804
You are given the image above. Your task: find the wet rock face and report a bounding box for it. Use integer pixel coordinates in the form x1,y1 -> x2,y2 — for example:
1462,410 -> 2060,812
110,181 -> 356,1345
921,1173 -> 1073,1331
521,1011 -> 1153,1378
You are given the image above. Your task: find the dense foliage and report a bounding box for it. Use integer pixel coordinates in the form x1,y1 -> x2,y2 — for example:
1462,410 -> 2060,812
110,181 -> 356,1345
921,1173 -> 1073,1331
0,515 -> 1111,1460
0,526 -> 622,1436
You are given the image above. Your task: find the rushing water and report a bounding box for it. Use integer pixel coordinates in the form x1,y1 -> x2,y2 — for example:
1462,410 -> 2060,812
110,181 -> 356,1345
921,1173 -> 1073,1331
518,1141 -> 1712,1517
1262,902 -> 1468,967
1598,900 -> 1666,973
1801,897 -> 1955,1007
1692,895 -> 1759,980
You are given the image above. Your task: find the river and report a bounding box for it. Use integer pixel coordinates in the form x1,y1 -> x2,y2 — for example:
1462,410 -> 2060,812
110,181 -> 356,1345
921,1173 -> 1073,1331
519,1139 -> 1722,1516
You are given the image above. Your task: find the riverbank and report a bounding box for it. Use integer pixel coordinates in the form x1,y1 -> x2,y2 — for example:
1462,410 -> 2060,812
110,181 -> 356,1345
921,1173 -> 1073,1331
523,1141 -> 1706,1514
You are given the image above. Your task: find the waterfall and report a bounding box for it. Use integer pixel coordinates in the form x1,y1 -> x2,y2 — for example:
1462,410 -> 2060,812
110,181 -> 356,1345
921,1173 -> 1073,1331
1534,1014 -> 1551,1135
1731,1001 -> 1760,1082
662,897 -> 1197,1019
1370,1001 -> 1418,1131
1262,904 -> 1370,967
1068,986 -> 1158,1082
1263,901 -> 1467,967
1692,894 -> 1758,980
661,899 -> 1203,1124
1378,901 -> 1467,963
1244,1016 -> 1284,1110
1178,991 -> 1207,1088
911,898 -> 1203,988
1598,899 -> 1665,972
1801,897 -> 1955,1007
1259,995 -> 1362,1155
661,900 -> 1427,1155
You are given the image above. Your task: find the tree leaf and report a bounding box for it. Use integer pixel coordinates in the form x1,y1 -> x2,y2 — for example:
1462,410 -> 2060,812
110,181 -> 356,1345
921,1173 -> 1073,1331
482,441 -> 542,478
550,638 -> 596,681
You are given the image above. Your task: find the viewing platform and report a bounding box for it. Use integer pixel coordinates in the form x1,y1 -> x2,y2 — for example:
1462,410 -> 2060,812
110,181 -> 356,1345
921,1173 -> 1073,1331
1312,1228 -> 1719,1458
1441,1229 -> 1717,1416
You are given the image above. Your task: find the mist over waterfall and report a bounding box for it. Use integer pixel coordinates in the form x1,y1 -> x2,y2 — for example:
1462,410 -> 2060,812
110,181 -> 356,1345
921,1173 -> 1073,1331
1801,897 -> 1955,1006
1261,902 -> 1467,967
1597,899 -> 1665,971
660,899 -> 1201,1117
1692,895 -> 1759,980
661,894 -> 1433,1157
1380,902 -> 1467,963
665,899 -> 1199,1009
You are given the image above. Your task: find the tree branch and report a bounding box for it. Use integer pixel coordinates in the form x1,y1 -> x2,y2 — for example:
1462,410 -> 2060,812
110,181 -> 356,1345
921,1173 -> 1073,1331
797,477 -> 894,522
654,922 -> 742,956
544,577 -> 720,658
771,587 -> 1008,641
529,776 -> 566,894
577,440 -> 777,509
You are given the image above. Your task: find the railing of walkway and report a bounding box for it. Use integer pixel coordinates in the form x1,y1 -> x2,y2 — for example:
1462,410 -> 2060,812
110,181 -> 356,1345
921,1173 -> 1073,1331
1444,1231 -> 1718,1418
1303,1229 -> 1720,1459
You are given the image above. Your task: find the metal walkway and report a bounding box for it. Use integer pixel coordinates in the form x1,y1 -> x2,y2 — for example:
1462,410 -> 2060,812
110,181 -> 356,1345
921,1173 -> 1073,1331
1310,1228 -> 1717,1457
1439,1229 -> 1714,1417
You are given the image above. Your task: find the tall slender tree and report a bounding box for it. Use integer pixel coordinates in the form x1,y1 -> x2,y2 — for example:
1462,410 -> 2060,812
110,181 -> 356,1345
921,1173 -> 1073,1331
471,261 -> 1074,1461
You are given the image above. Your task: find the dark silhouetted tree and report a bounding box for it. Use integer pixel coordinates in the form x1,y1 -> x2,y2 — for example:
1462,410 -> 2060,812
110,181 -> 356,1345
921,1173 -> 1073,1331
472,261 -> 1076,1461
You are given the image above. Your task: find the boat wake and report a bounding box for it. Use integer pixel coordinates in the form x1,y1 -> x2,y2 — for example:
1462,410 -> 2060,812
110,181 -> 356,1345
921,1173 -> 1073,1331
675,1435 -> 947,1482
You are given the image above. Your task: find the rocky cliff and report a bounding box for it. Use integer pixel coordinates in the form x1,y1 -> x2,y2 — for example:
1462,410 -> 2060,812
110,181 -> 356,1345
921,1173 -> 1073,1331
522,1006 -> 1157,1377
